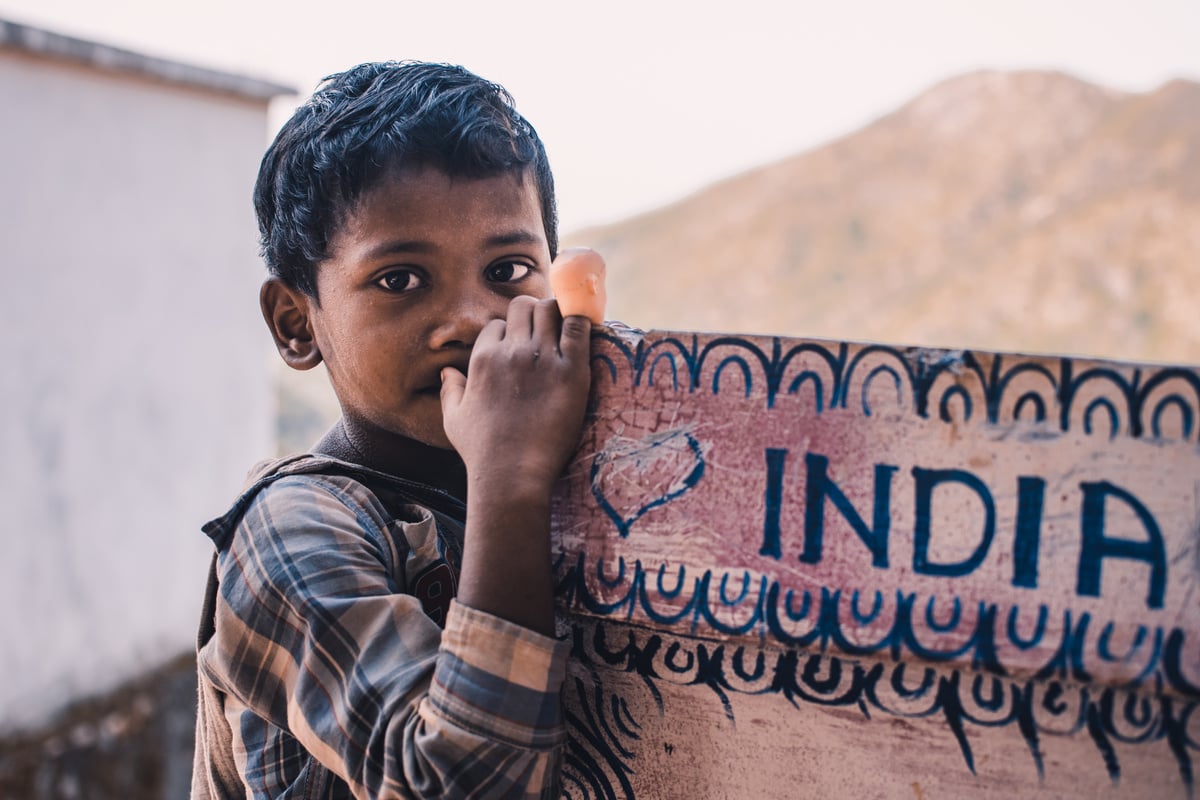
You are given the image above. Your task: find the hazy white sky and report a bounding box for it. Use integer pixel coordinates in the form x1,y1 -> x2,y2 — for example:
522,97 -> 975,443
3,0 -> 1198,234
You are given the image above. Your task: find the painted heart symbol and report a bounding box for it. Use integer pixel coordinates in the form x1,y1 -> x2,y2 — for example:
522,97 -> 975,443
590,428 -> 706,538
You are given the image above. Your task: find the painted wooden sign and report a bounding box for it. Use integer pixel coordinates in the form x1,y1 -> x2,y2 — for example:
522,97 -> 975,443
549,327 -> 1200,799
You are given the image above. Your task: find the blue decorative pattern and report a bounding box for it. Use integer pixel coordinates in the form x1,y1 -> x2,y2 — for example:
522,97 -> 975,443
555,554 -> 1198,699
559,617 -> 1199,798
590,331 -> 1200,440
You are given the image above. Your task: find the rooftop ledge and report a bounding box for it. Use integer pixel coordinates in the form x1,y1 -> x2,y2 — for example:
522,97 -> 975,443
0,17 -> 295,102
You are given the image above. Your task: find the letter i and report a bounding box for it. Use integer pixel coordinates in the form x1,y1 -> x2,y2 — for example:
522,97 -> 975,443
1012,476 -> 1045,588
761,448 -> 788,559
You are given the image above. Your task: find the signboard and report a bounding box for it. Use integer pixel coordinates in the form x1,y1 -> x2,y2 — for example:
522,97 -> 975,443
551,328 -> 1200,798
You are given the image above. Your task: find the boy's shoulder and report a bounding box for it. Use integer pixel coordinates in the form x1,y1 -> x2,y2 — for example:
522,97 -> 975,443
202,453 -> 465,551
198,453 -> 468,643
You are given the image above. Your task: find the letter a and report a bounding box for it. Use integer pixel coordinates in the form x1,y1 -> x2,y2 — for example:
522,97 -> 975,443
1078,481 -> 1167,609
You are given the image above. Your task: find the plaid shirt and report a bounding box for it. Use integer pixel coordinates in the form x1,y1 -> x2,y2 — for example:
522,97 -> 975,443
191,455 -> 569,799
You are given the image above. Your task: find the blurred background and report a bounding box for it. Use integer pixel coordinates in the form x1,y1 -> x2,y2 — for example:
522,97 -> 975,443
1,1 -> 1197,796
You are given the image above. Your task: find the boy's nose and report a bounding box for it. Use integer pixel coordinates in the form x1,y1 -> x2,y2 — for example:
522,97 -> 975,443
428,296 -> 503,350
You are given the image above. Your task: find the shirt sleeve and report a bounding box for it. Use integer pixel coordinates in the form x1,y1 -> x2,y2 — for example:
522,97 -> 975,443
204,474 -> 570,799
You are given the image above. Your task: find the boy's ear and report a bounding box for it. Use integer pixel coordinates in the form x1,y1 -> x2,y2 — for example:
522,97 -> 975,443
260,278 -> 323,370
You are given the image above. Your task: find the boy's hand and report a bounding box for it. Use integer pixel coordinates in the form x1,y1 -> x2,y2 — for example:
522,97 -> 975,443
440,296 -> 592,499
440,296 -> 591,635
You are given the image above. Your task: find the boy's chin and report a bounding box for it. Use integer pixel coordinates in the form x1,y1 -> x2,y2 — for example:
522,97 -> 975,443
374,420 -> 456,454
404,423 -> 455,453
426,431 -> 457,452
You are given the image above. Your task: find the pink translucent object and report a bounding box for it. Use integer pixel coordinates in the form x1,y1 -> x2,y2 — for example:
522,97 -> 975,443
550,247 -> 607,324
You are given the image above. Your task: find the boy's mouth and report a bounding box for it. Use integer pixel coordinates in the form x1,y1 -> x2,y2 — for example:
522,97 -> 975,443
415,361 -> 469,398
424,363 -> 469,394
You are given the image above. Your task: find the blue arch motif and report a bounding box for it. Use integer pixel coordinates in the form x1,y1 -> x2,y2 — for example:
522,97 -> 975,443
555,552 -> 1198,791
591,330 -> 1200,442
555,554 -> 1199,702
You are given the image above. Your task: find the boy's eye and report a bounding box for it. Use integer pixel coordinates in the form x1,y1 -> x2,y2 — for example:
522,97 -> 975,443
484,261 -> 532,283
377,270 -> 424,292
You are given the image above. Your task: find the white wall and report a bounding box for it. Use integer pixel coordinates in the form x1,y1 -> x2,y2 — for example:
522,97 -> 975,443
0,52 -> 275,732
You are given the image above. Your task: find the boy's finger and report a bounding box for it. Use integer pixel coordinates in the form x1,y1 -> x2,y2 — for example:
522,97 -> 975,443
504,295 -> 538,341
439,366 -> 467,410
531,297 -> 563,352
558,314 -> 592,363
474,317 -> 508,350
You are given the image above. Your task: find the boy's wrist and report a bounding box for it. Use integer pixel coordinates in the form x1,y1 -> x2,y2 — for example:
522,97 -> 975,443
468,472 -> 557,509
459,474 -> 556,636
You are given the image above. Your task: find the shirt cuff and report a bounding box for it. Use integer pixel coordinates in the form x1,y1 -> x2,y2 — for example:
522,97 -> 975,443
427,600 -> 570,750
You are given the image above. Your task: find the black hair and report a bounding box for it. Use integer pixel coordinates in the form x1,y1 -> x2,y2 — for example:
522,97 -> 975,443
253,61 -> 558,297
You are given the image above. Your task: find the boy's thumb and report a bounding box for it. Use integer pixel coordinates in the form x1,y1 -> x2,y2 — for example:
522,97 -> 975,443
439,366 -> 466,409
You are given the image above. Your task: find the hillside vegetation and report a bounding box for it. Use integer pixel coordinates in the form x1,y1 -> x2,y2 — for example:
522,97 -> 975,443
565,70 -> 1200,365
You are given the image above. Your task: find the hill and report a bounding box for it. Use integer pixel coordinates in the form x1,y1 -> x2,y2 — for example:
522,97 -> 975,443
565,70 -> 1200,365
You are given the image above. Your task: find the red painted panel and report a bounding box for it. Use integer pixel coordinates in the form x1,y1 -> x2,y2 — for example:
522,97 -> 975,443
552,327 -> 1200,798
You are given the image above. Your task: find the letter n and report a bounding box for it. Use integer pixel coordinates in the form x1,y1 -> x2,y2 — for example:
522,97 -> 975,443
1078,481 -> 1167,609
801,452 -> 895,568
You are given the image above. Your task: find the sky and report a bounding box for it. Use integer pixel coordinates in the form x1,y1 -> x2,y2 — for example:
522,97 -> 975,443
2,0 -> 1198,235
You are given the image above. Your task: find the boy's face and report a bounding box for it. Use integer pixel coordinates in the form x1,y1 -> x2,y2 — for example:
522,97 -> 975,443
305,165 -> 553,451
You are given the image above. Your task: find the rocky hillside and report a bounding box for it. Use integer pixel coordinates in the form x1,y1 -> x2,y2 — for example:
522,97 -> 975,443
566,70 -> 1200,365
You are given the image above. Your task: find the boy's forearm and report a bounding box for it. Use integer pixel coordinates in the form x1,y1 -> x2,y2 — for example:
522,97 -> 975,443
457,480 -> 556,637
441,298 -> 592,639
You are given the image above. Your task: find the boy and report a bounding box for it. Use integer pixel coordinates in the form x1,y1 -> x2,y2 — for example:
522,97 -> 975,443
192,61 -> 592,798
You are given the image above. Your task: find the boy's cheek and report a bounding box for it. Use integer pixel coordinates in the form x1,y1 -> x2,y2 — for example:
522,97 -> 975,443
525,275 -> 554,301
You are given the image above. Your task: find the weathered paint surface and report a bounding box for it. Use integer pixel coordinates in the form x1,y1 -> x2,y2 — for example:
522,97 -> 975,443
550,327 -> 1200,799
